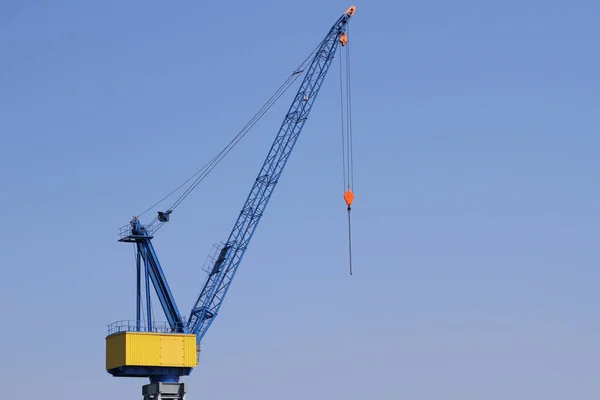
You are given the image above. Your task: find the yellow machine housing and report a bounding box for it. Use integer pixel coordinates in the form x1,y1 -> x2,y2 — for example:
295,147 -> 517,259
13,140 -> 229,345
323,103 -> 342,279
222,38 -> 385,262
106,332 -> 198,372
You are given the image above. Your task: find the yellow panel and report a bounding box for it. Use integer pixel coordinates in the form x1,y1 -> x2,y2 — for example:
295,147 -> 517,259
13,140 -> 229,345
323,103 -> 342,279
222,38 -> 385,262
160,336 -> 184,365
106,332 -> 126,370
184,335 -> 198,366
126,332 -> 160,366
105,332 -> 198,370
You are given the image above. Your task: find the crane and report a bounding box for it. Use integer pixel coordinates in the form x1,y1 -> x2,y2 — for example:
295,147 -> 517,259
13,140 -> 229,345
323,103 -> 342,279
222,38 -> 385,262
105,6 -> 356,400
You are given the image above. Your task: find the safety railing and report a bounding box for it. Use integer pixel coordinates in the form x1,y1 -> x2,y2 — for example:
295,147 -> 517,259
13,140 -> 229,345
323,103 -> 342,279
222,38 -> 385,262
117,224 -> 134,240
107,320 -> 188,336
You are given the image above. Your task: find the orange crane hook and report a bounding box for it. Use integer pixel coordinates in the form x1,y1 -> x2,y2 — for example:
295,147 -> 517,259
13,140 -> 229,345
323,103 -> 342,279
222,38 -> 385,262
344,187 -> 354,211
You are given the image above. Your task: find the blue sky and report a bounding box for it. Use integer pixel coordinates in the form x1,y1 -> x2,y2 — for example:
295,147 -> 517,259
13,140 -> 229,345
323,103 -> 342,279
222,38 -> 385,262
1,0 -> 598,398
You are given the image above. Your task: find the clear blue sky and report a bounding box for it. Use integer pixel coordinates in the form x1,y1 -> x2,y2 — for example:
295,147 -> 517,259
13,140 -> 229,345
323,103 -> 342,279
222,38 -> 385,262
1,0 -> 598,398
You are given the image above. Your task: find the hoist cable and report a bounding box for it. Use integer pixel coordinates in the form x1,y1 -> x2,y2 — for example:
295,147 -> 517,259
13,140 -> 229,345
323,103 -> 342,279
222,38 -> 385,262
339,50 -> 347,191
348,209 -> 353,275
339,34 -> 354,192
339,26 -> 356,276
136,153 -> 220,219
346,38 -> 355,276
345,41 -> 351,188
346,24 -> 355,190
135,42 -> 322,221
168,71 -> 304,211
138,73 -> 296,218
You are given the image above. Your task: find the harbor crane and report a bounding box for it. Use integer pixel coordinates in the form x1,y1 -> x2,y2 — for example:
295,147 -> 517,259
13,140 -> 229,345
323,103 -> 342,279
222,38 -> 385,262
106,6 -> 356,399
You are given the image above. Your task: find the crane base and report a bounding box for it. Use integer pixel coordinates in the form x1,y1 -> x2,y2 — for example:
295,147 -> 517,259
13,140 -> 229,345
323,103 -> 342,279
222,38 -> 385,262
106,331 -> 198,375
143,382 -> 186,400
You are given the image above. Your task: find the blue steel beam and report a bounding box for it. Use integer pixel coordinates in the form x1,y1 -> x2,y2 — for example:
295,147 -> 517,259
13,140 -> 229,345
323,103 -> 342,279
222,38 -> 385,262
130,219 -> 185,331
186,6 -> 356,342
136,251 -> 141,332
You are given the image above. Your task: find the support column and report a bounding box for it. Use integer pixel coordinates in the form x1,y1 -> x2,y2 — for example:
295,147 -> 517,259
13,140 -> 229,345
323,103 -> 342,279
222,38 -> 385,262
142,383 -> 187,400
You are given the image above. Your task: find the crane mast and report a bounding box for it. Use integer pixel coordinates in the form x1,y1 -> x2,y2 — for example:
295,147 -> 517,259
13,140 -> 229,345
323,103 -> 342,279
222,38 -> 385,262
106,6 -> 356,399
186,7 -> 355,340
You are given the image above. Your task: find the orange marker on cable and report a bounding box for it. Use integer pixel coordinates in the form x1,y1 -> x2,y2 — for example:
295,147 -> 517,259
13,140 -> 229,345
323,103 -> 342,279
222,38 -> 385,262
344,187 -> 354,211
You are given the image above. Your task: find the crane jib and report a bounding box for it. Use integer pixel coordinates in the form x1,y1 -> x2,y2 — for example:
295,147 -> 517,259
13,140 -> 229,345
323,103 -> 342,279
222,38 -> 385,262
185,7 -> 356,343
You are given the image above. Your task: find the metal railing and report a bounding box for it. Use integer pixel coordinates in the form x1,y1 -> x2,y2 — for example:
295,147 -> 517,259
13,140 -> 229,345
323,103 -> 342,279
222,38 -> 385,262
117,223 -> 134,240
107,320 -> 188,336
202,242 -> 225,274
